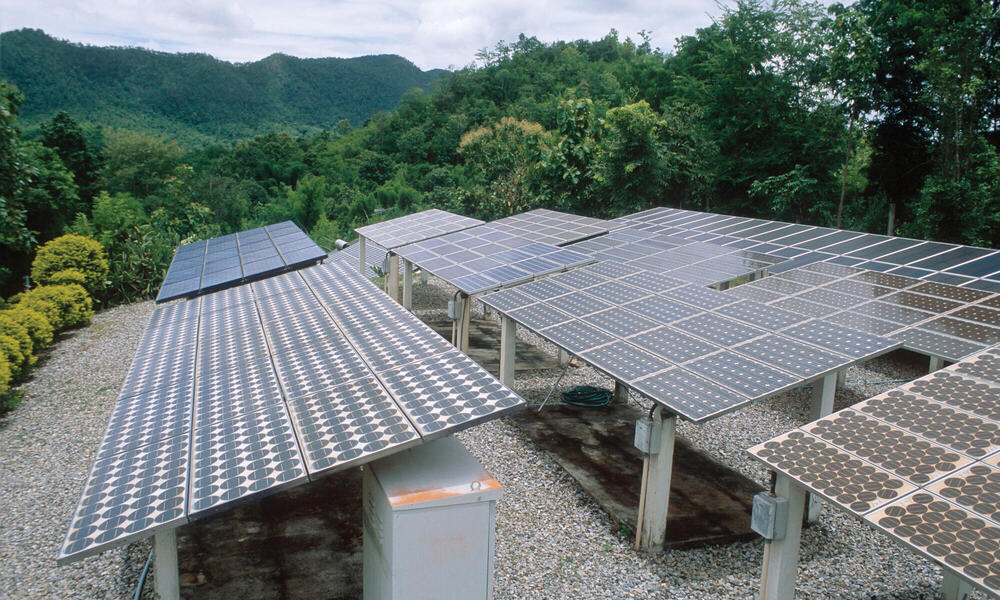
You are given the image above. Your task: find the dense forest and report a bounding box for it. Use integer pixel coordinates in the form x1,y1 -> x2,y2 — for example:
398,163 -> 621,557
2,0 -> 999,305
0,29 -> 446,145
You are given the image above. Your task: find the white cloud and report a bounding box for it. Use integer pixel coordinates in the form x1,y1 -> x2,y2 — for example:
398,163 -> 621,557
1,0 -> 730,69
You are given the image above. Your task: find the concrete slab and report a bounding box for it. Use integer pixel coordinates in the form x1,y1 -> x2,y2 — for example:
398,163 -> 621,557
176,469 -> 363,600
511,403 -> 762,548
423,317 -> 562,374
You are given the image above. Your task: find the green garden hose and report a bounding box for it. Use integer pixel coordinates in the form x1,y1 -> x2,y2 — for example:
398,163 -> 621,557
562,385 -> 613,407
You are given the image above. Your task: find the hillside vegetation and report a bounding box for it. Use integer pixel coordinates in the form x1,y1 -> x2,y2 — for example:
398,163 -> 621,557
2,0 -> 999,304
0,29 -> 446,145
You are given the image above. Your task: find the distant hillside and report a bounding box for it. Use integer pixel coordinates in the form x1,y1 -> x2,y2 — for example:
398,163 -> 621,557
0,29 -> 448,145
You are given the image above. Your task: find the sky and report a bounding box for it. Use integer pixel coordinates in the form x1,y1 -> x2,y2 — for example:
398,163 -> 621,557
1,0 -> 730,71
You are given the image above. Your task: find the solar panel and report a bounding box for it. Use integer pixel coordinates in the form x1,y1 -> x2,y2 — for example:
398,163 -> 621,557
395,224 -> 593,294
630,368 -> 751,422
156,222 -> 326,303
732,334 -> 851,379
354,208 -> 484,250
489,208 -> 609,246
779,319 -> 900,360
59,257 -> 526,565
892,328 -> 987,362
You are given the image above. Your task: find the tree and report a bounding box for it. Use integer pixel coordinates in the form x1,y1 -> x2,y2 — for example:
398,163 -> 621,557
99,128 -> 182,198
591,101 -> 669,215
40,111 -> 100,203
458,117 -> 548,218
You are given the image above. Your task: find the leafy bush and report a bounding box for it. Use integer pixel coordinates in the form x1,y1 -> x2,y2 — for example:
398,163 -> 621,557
31,234 -> 109,295
0,313 -> 33,370
5,306 -> 54,349
47,268 -> 88,287
0,353 -> 10,396
19,284 -> 94,330
0,334 -> 24,378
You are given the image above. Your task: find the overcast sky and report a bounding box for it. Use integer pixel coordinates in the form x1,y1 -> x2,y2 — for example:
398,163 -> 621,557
1,1 -> 732,70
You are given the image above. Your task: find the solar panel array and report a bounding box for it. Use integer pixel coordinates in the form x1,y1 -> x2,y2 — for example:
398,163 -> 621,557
59,259 -> 525,565
354,208 -> 484,250
566,224 -> 785,287
156,222 -> 326,303
611,207 -> 1000,293
394,224 -> 594,295
335,239 -> 388,279
725,262 -> 1000,361
482,261 -> 900,422
750,347 -> 1000,597
489,208 -> 609,246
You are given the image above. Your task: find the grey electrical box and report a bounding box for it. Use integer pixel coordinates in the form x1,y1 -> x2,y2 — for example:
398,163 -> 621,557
363,436 -> 502,600
751,492 -> 789,540
447,299 -> 456,320
634,417 -> 661,454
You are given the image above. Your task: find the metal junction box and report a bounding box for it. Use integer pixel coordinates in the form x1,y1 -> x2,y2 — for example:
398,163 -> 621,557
363,436 -> 503,600
751,491 -> 789,541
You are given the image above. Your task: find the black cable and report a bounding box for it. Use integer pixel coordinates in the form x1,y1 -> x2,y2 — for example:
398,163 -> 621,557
561,385 -> 613,407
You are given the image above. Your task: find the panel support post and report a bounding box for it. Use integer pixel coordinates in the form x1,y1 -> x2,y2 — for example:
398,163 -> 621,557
386,253 -> 400,302
420,268 -> 428,284
460,293 -> 471,354
358,235 -> 367,276
154,529 -> 180,600
402,258 -> 413,311
836,369 -> 847,388
759,473 -> 806,600
942,571 -> 973,600
805,372 -> 837,523
559,349 -> 571,367
929,355 -> 944,373
499,315 -> 516,387
613,381 -> 629,404
638,407 -> 676,552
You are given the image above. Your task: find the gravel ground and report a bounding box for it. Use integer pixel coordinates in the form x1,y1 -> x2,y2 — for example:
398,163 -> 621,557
0,275 -> 985,599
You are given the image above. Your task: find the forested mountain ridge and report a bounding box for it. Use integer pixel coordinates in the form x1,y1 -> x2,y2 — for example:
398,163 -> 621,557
0,29 -> 447,145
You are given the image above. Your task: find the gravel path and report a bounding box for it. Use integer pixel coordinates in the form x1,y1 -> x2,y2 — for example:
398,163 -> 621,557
1,277 -> 986,599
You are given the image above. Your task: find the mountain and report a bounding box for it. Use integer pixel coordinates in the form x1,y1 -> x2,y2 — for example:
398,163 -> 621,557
0,29 -> 448,145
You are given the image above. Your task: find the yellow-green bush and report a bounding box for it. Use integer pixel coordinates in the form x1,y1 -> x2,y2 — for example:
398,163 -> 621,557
0,314 -> 33,370
47,269 -> 88,288
31,234 -> 109,295
5,307 -> 54,349
19,284 -> 94,330
0,334 -> 24,378
0,353 -> 10,396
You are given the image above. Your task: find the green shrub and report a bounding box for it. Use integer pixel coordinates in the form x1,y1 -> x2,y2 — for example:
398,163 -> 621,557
31,234 -> 109,295
19,284 -> 94,330
47,268 -> 88,287
0,314 -> 33,370
0,353 -> 10,395
0,334 -> 24,378
5,307 -> 54,349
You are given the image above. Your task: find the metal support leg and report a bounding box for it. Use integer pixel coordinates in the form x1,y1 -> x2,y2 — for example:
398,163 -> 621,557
559,349 -> 571,367
942,571 -> 973,600
402,258 -> 413,311
638,407 -> 676,552
499,315 -> 516,387
613,381 -> 629,404
759,473 -> 806,600
836,369 -> 847,388
460,294 -> 471,354
420,269 -> 428,284
358,235 -> 367,276
806,373 -> 837,523
154,529 -> 180,600
929,355 -> 944,373
386,254 -> 400,301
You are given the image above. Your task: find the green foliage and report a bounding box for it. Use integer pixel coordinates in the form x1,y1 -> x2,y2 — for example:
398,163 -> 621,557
358,152 -> 396,185
0,334 -> 25,378
0,313 -> 33,371
0,352 -> 10,397
19,284 -> 93,330
40,110 -> 100,201
47,268 -> 88,287
5,306 -> 54,350
30,234 -> 109,295
99,128 -> 183,198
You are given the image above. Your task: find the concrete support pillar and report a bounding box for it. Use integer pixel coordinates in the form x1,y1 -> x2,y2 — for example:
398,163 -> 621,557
559,349 -> 571,367
638,407 -> 676,552
942,571 -> 973,600
357,236 -> 368,276
613,381 -> 629,404
386,253 -> 400,302
154,529 -> 180,600
929,355 -> 944,373
402,258 -> 413,311
759,473 -> 806,600
499,315 -> 516,387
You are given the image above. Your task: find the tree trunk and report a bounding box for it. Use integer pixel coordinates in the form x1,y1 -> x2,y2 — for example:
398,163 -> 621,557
836,106 -> 855,230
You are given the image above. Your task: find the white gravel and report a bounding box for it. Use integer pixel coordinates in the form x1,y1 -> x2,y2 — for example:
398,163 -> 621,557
1,277 -> 987,599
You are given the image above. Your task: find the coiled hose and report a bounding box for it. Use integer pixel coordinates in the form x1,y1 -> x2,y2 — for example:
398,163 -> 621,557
561,385 -> 613,407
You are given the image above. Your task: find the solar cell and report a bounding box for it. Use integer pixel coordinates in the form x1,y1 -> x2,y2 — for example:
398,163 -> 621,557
733,334 -> 850,379
659,284 -> 736,310
894,328 -> 987,362
673,312 -> 767,346
538,320 -> 617,354
769,297 -> 841,319
354,208 -> 483,249
880,291 -> 962,314
508,303 -> 575,330
583,308 -> 661,338
628,327 -> 717,364
621,296 -> 700,324
779,319 -> 900,360
714,299 -> 808,330
489,208 -> 609,246
580,341 -> 672,381
685,351 -> 800,398
903,370 -> 1000,422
